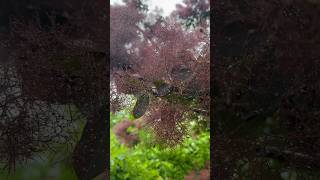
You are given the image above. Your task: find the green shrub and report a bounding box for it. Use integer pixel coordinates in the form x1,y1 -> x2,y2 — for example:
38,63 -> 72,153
110,112 -> 210,180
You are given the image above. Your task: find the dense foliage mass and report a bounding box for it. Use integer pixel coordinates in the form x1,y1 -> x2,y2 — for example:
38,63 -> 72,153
110,0 -> 210,145
213,0 -> 320,179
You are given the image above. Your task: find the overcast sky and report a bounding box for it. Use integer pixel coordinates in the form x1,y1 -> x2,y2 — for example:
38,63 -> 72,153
110,0 -> 183,16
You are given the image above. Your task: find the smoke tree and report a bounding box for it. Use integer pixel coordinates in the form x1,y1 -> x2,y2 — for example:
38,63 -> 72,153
213,0 -> 320,178
110,0 -> 210,146
0,0 -> 107,179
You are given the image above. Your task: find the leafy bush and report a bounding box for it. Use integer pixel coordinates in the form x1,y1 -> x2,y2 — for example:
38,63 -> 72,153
110,111 -> 210,180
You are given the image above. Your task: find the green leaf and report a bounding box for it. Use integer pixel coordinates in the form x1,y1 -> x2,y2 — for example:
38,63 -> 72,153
132,94 -> 149,118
